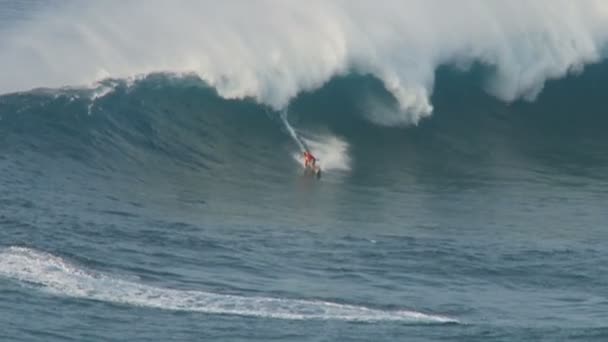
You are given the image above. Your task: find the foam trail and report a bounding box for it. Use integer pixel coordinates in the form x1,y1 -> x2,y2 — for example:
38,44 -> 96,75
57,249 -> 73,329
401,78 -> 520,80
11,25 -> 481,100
280,111 -> 307,152
0,247 -> 457,323
295,135 -> 351,172
280,111 -> 351,171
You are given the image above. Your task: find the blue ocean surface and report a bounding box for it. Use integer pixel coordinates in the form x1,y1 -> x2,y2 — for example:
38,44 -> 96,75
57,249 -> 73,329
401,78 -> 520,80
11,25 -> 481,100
1,1 -> 608,341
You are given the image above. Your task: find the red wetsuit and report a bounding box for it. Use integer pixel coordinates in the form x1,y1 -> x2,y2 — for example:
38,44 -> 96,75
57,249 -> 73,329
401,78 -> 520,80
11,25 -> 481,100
304,151 -> 316,167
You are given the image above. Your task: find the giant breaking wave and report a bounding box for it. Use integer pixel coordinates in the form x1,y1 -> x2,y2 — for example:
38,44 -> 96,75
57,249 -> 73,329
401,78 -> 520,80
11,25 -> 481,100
1,0 -> 608,125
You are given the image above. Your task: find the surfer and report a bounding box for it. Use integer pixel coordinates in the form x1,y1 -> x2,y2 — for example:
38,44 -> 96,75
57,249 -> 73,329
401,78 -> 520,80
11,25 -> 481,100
303,150 -> 321,179
303,150 -> 317,169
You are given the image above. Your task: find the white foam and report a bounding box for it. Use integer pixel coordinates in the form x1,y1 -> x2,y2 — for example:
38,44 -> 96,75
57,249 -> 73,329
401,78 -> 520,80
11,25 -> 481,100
0,247 -> 456,323
280,111 -> 307,152
300,135 -> 351,172
282,111 -> 351,173
1,1 -> 607,124
86,81 -> 119,114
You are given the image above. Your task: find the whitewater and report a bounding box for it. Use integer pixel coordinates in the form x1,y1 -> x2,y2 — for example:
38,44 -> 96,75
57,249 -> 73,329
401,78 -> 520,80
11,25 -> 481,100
1,1 -> 608,124
1,1 -> 608,341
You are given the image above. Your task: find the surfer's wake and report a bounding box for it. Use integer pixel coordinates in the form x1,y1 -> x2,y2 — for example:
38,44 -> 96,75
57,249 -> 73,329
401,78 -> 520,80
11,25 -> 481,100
280,111 -> 351,174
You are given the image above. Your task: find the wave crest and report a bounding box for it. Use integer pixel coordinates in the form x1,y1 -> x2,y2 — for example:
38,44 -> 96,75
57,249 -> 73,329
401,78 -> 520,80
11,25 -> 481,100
1,1 -> 607,124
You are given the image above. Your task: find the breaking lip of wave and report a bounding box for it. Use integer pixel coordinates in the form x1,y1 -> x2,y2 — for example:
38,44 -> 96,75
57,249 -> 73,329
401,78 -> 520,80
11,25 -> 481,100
0,247 -> 458,323
2,1 -> 608,125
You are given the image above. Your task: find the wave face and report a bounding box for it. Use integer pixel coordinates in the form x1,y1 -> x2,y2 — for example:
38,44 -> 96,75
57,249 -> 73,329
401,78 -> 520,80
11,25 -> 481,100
1,64 -> 607,184
2,4 -> 608,341
1,1 -> 608,123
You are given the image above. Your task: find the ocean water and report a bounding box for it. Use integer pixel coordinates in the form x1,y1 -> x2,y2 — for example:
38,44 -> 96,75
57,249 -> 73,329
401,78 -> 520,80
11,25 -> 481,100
1,1 -> 608,341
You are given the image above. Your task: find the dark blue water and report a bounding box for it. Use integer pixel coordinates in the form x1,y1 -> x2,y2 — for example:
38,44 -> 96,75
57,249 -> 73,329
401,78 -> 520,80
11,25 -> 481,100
0,66 -> 607,341
2,2 -> 608,342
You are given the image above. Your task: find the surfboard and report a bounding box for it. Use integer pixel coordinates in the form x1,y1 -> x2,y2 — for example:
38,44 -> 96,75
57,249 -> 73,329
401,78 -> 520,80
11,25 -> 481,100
304,165 -> 322,179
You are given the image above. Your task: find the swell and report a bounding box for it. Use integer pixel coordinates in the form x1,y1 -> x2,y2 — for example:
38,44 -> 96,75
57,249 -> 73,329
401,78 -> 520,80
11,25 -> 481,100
0,64 -> 607,183
0,246 -> 457,323
0,75 -> 283,174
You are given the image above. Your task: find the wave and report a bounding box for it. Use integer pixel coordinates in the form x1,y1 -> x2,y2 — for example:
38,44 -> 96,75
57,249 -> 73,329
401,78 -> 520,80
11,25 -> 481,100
0,246 -> 457,323
0,65 -> 607,184
1,1 -> 608,124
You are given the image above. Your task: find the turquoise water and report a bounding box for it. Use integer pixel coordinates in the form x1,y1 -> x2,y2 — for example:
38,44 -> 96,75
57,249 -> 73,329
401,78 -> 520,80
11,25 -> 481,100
1,1 -> 608,341
1,69 -> 607,341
